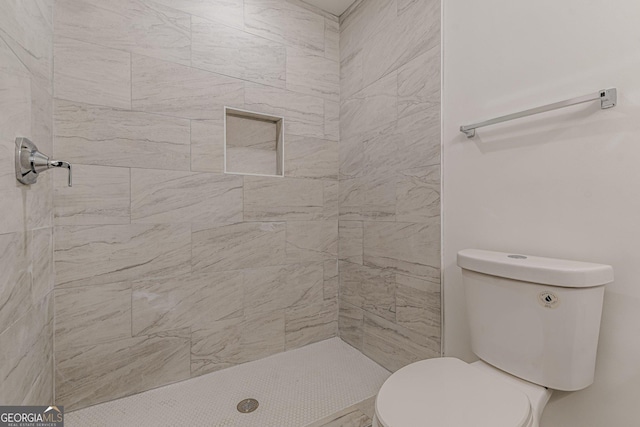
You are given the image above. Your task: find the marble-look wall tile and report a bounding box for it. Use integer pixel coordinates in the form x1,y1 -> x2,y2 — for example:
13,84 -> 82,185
131,169 -> 243,224
323,180 -> 339,221
190,120 -> 224,173
338,301 -> 363,351
324,100 -> 340,141
244,83 -> 324,138
55,0 -> 191,65
286,48 -> 339,102
396,166 -> 440,223
30,228 -> 54,303
362,312 -> 439,372
339,0 -> 395,64
363,221 -> 440,283
394,107 -> 441,170
341,72 -> 397,140
132,270 -> 243,336
395,274 -> 440,347
153,0 -> 244,30
339,261 -> 396,322
395,0 -> 440,70
324,18 -> 339,62
54,282 -> 132,349
323,259 -> 339,300
55,330 -> 190,411
0,294 -> 53,405
54,164 -> 131,225
240,309 -> 285,362
244,263 -> 323,314
244,176 -> 326,221
54,37 -> 131,109
339,221 -> 363,264
132,55 -> 244,120
192,222 -> 286,273
192,17 -> 286,88
30,74 -> 53,155
397,45 -> 440,119
0,232 -> 31,335
54,100 -> 191,170
340,50 -> 364,102
285,299 -> 338,350
244,0 -> 325,53
285,136 -> 338,180
286,221 -> 337,263
55,223 -> 191,288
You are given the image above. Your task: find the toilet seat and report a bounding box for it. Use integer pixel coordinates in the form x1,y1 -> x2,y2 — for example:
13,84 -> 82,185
375,357 -> 533,427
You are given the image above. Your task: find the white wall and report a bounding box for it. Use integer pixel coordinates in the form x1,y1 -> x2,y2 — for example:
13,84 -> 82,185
443,0 -> 640,425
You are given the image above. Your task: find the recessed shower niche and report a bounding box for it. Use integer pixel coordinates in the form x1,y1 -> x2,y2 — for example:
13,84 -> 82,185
224,107 -> 284,177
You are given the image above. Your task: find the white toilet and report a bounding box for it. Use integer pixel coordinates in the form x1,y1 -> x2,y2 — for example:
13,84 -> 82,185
373,249 -> 613,427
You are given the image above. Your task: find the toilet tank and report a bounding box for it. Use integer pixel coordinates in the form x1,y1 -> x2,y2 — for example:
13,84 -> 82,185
457,249 -> 613,391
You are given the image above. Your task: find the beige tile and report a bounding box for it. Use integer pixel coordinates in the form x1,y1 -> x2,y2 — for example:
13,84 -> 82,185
339,221 -> 363,264
324,18 -> 339,62
285,136 -> 338,179
132,270 -> 243,336
192,222 -> 286,273
323,259 -> 339,300
339,134 -> 364,180
323,180 -> 339,221
55,223 -> 191,288
240,309 -> 285,363
324,100 -> 340,141
30,72 -> 53,155
153,0 -> 244,30
286,221 -> 338,263
191,120 -> 224,173
191,317 -> 243,376
339,261 -> 396,322
132,55 -> 244,120
55,330 -> 190,411
244,83 -> 324,138
243,263 -> 323,314
244,0 -> 325,53
286,47 -> 339,102
131,169 -> 243,224
55,0 -> 190,65
363,221 -> 440,282
226,147 -> 279,176
362,312 -> 439,372
54,100 -> 191,170
244,176 -> 326,221
341,71 -> 397,140
338,301 -> 364,351
54,282 -> 132,349
54,37 -> 131,109
396,166 -> 440,223
0,293 -> 53,405
30,227 -> 54,303
0,232 -> 31,335
54,164 -> 131,225
192,17 -> 286,88
396,274 -> 440,346
340,50 -> 364,102
26,169 -> 54,231
397,45 -> 440,119
285,299 -> 338,350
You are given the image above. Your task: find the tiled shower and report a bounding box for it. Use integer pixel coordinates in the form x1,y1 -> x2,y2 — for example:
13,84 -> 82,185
0,0 -> 441,424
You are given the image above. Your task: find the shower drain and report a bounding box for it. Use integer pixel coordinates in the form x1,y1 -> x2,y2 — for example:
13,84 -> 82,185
237,398 -> 259,413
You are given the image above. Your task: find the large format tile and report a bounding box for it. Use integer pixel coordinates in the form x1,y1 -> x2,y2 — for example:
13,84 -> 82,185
244,83 -> 324,138
244,0 -> 325,53
54,223 -> 191,288
395,274 -> 440,345
285,299 -> 338,350
132,55 -> 244,120
363,221 -> 440,282
243,263 -> 323,314
191,17 -> 286,88
397,45 -> 440,119
0,294 -> 53,405
153,0 -> 244,29
286,47 -> 339,102
54,100 -> 191,170
395,166 -> 440,223
338,301 -> 364,351
339,261 -> 396,322
192,222 -> 286,273
324,100 -> 340,141
54,37 -> 131,109
243,176 -> 326,221
54,164 -> 130,225
131,169 -> 243,224
55,0 -> 190,65
55,330 -> 190,411
324,18 -> 339,62
132,270 -> 243,336
54,282 -> 132,349
190,120 -> 224,173
286,221 -> 338,263
338,221 -> 363,264
0,232 -> 31,336
30,227 -> 54,303
285,136 -> 338,179
324,259 -> 339,300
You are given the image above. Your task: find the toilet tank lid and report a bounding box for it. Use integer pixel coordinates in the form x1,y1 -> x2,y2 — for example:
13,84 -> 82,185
457,249 -> 613,288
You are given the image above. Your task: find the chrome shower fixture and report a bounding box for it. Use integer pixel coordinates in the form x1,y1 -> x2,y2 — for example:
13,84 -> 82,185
15,137 -> 72,187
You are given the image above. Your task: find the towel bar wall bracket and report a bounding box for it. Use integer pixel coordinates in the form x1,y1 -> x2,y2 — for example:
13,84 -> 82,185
460,88 -> 617,138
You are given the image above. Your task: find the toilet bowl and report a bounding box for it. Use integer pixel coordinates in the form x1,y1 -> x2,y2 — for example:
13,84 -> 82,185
373,358 -> 552,427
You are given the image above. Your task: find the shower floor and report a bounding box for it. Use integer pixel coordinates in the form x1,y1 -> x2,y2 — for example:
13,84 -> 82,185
65,337 -> 390,427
